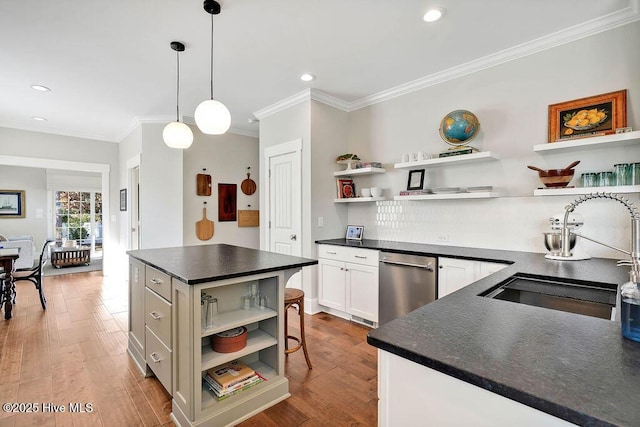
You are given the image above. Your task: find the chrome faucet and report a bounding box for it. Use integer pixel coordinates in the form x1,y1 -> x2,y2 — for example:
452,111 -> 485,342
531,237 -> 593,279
561,192 -> 640,285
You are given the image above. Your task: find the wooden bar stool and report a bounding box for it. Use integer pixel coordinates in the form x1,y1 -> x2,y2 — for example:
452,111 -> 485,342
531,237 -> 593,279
284,288 -> 312,369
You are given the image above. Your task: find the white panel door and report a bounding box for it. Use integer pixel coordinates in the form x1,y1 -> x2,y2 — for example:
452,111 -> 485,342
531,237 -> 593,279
268,148 -> 301,256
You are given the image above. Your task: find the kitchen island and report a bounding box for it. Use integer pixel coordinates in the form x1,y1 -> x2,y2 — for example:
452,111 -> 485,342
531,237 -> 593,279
127,244 -> 317,427
317,239 -> 640,426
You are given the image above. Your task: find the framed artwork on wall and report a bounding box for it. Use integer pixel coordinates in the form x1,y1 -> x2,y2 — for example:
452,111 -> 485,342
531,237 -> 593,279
120,189 -> 127,211
548,90 -> 627,142
0,190 -> 25,218
218,183 -> 237,222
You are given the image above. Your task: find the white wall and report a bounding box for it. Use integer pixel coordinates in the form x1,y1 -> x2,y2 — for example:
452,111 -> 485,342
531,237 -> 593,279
344,20 -> 640,259
259,102 -> 312,252
140,123 -> 183,249
183,129 -> 260,248
0,165 -> 47,250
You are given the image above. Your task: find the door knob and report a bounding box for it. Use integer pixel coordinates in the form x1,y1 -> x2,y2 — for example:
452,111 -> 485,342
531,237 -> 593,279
289,234 -> 297,241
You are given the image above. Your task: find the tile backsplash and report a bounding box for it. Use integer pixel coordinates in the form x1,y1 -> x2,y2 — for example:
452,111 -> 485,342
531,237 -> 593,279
347,196 -> 637,259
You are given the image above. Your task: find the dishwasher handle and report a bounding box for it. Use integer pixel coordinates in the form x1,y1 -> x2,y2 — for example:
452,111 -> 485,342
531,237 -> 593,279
380,258 -> 434,271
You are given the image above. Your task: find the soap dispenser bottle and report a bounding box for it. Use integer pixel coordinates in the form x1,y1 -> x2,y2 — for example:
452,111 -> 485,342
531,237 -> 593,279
620,281 -> 640,342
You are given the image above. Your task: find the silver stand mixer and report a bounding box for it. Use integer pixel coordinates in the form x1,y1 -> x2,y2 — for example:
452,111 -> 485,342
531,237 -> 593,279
544,213 -> 591,260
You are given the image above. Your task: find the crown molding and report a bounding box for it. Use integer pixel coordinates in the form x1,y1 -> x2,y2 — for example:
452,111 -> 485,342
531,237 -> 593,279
253,89 -> 312,119
348,3 -> 640,110
253,88 -> 350,120
0,120 -> 117,143
309,89 -> 350,112
117,115 -> 173,142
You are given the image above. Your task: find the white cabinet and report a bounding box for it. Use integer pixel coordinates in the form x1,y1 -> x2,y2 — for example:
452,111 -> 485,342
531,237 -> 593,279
438,258 -> 507,298
318,245 -> 379,324
378,350 -> 574,427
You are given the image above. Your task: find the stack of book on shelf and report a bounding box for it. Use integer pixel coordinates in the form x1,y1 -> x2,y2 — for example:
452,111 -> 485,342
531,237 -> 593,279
336,178 -> 356,198
203,360 -> 265,401
399,189 -> 432,196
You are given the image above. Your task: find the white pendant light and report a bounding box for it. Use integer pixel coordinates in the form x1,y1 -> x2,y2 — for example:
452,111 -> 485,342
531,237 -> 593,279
195,0 -> 231,135
163,41 -> 194,149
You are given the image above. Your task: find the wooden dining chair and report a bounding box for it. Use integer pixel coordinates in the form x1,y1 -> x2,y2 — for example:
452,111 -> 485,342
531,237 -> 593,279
13,239 -> 54,310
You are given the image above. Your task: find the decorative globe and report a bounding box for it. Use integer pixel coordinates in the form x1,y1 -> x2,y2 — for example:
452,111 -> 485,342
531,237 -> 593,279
163,121 -> 193,149
439,110 -> 480,146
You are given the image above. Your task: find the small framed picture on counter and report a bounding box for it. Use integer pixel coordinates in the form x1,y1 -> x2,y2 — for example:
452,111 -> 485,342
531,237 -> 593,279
346,225 -> 364,241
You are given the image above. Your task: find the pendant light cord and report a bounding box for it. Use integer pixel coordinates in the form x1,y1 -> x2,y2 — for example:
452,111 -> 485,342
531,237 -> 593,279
210,12 -> 214,100
176,48 -> 181,122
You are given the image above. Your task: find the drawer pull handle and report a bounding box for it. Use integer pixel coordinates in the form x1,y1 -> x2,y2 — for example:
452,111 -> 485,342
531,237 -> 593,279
149,311 -> 162,320
327,251 -> 337,255
354,255 -> 367,259
150,278 -> 163,285
150,352 -> 162,363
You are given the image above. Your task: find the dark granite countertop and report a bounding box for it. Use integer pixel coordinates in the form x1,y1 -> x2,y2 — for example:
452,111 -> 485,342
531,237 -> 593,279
317,239 -> 640,426
128,244 -> 317,284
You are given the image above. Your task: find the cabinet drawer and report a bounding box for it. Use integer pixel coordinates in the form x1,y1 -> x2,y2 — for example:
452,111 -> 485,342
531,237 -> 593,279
145,287 -> 172,346
145,265 -> 172,302
146,326 -> 172,393
318,245 -> 379,267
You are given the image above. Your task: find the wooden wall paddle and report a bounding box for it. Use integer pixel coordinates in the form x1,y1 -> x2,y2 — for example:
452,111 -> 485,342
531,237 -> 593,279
196,207 -> 214,240
241,169 -> 257,195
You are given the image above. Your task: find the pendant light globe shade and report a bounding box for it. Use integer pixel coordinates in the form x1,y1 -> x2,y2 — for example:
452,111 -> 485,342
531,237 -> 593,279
163,121 -> 194,149
194,99 -> 231,135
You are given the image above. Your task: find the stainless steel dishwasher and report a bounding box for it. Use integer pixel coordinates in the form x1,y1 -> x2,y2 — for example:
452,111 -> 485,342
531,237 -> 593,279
379,252 -> 437,325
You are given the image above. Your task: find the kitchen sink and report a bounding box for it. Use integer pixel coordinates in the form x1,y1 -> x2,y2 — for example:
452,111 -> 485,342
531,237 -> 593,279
480,274 -> 617,320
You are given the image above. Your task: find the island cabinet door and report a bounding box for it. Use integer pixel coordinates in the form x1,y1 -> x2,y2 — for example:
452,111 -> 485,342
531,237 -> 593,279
128,257 -> 146,373
378,350 -> 575,427
318,258 -> 347,311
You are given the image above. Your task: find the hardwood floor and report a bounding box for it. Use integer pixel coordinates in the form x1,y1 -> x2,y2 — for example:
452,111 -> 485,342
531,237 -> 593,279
0,272 -> 377,426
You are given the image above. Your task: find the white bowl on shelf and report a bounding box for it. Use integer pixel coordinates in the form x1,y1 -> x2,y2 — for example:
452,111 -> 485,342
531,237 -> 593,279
371,187 -> 382,197
361,188 -> 371,197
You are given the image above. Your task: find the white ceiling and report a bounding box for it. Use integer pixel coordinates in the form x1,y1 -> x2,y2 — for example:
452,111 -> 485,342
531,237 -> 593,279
0,0 -> 637,142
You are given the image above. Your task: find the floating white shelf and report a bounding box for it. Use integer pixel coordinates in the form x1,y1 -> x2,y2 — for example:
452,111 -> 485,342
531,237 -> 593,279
333,166 -> 386,177
393,191 -> 499,201
333,197 -> 385,203
533,130 -> 640,153
533,185 -> 640,196
394,151 -> 500,169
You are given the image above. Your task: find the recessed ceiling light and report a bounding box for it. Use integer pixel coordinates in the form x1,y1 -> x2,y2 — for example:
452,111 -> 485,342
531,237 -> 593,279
300,73 -> 315,82
32,117 -> 47,121
31,85 -> 51,92
423,8 -> 445,22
